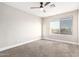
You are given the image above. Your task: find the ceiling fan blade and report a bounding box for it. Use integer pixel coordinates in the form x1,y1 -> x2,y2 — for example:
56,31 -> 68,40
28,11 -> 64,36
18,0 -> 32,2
50,3 -> 55,7
44,2 -> 50,7
30,7 -> 40,9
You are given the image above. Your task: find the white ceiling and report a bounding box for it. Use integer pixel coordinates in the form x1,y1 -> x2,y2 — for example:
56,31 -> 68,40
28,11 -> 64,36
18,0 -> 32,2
3,2 -> 79,17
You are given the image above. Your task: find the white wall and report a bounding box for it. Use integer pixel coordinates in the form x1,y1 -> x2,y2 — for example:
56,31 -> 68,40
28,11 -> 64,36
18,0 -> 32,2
78,9 -> 79,44
43,10 -> 78,44
0,3 -> 41,50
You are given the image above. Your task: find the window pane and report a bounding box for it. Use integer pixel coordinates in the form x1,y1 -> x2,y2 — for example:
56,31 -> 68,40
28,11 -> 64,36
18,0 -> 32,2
50,20 -> 60,34
60,17 -> 72,35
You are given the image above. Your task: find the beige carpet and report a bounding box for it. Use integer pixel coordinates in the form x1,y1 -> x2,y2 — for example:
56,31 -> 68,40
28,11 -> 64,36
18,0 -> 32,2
0,39 -> 79,57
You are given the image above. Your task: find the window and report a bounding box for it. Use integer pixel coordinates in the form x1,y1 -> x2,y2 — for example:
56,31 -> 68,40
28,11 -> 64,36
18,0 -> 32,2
49,16 -> 72,35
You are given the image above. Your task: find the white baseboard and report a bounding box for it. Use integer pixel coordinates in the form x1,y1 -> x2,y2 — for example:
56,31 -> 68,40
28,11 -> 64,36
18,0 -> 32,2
43,38 -> 79,45
0,36 -> 41,52
0,36 -> 78,52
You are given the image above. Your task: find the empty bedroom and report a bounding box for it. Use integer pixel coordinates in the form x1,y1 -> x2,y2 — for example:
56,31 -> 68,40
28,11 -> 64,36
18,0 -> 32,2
0,1 -> 79,57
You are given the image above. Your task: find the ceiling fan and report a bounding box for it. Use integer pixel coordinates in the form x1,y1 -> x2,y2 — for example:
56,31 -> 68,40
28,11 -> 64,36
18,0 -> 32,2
30,2 -> 55,13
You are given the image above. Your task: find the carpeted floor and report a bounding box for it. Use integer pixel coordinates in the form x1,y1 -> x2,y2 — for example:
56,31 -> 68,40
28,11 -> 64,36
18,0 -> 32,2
0,39 -> 79,57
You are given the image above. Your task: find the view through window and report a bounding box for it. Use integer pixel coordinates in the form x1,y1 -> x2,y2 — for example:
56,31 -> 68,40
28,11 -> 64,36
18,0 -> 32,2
50,16 -> 72,35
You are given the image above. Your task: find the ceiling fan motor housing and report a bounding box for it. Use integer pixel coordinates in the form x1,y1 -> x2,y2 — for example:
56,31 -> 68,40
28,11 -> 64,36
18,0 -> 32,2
40,2 -> 43,8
